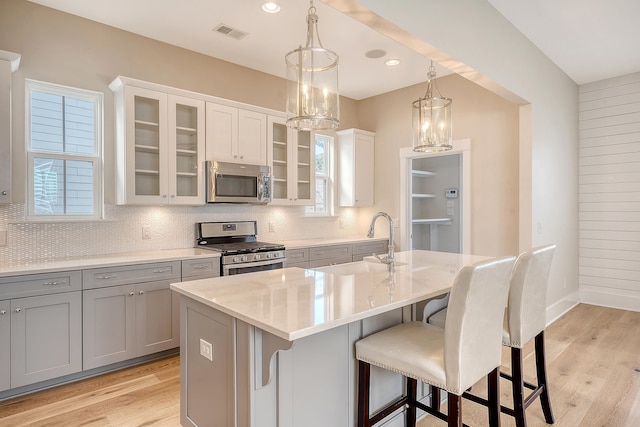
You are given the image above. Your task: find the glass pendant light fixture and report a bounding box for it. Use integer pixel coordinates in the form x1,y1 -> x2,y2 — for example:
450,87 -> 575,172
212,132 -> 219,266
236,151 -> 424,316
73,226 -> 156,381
412,61 -> 452,152
285,0 -> 340,130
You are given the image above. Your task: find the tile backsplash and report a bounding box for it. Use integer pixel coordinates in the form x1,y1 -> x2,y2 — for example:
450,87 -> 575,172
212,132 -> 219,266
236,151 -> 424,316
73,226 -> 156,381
0,204 -> 361,263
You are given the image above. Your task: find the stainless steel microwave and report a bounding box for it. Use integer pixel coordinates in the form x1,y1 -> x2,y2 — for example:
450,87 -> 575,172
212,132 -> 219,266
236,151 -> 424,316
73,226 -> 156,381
205,161 -> 271,204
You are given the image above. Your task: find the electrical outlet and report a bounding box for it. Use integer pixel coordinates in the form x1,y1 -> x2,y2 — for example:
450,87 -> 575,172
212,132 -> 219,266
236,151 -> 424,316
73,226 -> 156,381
0,230 -> 6,247
142,225 -> 151,240
392,218 -> 399,228
199,339 -> 213,361
269,222 -> 276,232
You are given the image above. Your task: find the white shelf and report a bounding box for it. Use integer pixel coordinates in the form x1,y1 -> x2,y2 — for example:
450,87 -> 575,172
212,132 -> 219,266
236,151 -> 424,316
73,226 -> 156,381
412,170 -> 436,177
273,141 -> 287,146
135,169 -> 160,175
412,218 -> 452,225
176,149 -> 197,155
176,172 -> 198,177
298,145 -> 310,149
412,193 -> 436,198
273,160 -> 287,165
135,144 -> 160,153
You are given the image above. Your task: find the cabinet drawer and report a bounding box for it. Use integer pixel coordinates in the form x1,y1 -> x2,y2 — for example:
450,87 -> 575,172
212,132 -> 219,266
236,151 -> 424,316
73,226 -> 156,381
352,240 -> 388,256
309,245 -> 352,261
0,271 -> 82,300
182,258 -> 220,280
309,256 -> 353,269
285,261 -> 310,269
285,249 -> 309,264
83,261 -> 181,289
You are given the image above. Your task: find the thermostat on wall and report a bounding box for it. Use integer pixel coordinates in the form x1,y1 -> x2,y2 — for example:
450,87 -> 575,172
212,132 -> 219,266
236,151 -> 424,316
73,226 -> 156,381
445,188 -> 458,199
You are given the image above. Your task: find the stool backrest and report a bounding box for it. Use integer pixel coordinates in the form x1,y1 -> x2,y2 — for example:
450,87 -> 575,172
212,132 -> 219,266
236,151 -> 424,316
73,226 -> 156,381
444,256 -> 515,394
506,244 -> 556,346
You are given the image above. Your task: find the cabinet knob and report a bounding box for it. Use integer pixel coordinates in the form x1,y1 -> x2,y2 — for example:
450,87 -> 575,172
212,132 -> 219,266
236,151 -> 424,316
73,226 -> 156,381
0,310 -> 6,315
129,292 -> 135,297
14,308 -> 22,313
170,195 -> 175,198
1,191 -> 6,196
162,195 -> 167,198
240,155 -> 244,159
139,291 -> 144,295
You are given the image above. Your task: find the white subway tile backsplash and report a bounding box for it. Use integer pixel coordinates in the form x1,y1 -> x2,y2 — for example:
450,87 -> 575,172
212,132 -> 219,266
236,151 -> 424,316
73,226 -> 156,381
0,204 -> 361,263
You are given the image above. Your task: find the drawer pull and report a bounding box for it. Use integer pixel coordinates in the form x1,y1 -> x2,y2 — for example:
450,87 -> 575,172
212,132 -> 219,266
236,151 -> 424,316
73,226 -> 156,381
0,310 -> 6,315
153,269 -> 171,274
43,280 -> 68,286
316,251 -> 325,255
192,265 -> 207,270
14,308 -> 22,313
96,275 -> 117,280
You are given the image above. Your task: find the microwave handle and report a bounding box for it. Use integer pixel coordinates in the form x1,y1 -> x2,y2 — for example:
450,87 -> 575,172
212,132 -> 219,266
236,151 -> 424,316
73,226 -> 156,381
258,174 -> 264,201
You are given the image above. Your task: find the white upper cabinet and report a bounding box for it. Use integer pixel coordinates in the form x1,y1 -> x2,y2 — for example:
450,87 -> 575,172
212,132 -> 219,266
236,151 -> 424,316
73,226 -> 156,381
337,128 -> 375,207
206,103 -> 267,166
0,50 -> 20,205
111,79 -> 205,205
268,115 -> 314,205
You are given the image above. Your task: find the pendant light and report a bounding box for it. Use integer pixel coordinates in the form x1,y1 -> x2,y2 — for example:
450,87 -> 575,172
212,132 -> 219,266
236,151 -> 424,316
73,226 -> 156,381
285,0 -> 340,130
412,61 -> 452,152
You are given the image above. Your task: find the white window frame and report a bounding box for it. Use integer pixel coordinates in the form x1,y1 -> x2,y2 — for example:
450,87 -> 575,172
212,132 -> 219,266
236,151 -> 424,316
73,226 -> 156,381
306,133 -> 335,216
25,79 -> 103,221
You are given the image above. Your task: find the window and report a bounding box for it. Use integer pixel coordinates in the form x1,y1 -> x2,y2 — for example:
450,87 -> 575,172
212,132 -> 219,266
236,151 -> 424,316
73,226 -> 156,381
26,80 -> 103,220
306,133 -> 334,215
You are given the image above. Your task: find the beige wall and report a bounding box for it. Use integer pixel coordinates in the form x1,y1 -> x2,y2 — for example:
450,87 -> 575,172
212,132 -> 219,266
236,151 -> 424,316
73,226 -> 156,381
356,74 -> 520,256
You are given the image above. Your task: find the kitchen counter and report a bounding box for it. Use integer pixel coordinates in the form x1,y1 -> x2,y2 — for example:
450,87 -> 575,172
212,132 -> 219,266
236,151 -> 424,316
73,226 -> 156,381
171,249 -> 493,427
278,235 -> 388,249
0,248 -> 220,277
171,250 -> 488,341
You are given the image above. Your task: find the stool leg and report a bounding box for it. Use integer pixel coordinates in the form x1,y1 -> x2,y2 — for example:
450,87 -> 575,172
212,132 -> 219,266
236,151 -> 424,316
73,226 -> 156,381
447,394 -> 463,427
406,377 -> 417,427
488,367 -> 501,427
430,385 -> 441,411
510,347 -> 527,427
535,331 -> 555,424
358,361 -> 371,427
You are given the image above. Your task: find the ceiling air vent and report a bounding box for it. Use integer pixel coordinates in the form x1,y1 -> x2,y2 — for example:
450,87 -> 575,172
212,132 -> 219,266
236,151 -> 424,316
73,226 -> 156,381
213,23 -> 248,40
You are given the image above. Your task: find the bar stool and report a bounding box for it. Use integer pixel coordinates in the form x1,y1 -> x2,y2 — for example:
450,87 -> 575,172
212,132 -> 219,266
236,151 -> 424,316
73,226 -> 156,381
427,245 -> 557,427
355,256 -> 516,427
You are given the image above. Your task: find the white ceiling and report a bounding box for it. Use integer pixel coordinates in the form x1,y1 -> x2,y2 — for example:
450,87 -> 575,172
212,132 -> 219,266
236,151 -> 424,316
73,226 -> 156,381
28,0 -> 640,99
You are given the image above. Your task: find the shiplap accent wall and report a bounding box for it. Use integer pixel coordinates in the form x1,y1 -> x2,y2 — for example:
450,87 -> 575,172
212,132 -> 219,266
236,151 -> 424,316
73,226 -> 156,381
579,72 -> 640,311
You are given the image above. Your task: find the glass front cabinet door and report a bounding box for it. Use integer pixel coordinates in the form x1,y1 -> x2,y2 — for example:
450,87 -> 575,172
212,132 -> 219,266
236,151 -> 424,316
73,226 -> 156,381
111,78 -> 205,205
267,115 -> 313,206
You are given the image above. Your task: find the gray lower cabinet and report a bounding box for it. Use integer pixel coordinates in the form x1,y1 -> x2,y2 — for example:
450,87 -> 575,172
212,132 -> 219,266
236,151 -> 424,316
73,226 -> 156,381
308,244 -> 353,268
284,248 -> 309,269
0,300 -> 10,392
82,261 -> 181,370
181,258 -> 220,280
9,292 -> 83,388
0,271 -> 83,391
351,240 -> 389,261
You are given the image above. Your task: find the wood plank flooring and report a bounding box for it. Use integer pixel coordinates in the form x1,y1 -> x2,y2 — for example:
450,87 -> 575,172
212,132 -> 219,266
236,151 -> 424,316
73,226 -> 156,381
0,303 -> 638,426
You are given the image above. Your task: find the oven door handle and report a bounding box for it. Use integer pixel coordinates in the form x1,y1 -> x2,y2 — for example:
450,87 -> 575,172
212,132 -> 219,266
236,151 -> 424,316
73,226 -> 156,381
223,258 -> 287,273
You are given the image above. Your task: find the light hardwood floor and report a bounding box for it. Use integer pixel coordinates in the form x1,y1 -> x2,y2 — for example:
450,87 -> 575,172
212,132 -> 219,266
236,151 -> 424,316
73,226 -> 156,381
0,304 -> 638,426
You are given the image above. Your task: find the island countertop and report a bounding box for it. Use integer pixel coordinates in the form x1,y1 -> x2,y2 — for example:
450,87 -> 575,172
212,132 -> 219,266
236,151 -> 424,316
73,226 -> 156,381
171,250 -> 490,341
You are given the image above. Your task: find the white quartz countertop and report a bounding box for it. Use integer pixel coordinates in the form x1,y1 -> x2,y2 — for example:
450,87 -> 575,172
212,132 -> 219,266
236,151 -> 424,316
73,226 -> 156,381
279,235 -> 388,249
171,250 -> 490,341
0,248 -> 220,278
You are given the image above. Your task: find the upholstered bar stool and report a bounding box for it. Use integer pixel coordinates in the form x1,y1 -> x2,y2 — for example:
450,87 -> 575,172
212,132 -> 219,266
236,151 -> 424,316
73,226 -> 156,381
427,245 -> 557,427
355,256 -> 516,427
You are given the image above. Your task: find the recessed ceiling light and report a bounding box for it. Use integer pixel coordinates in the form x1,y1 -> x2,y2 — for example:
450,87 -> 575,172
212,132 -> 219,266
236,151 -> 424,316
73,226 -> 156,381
365,49 -> 387,59
261,2 -> 281,13
385,59 -> 401,66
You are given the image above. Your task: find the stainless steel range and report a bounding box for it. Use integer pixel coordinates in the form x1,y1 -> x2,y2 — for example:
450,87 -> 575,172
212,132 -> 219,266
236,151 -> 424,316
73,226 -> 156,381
196,221 -> 286,276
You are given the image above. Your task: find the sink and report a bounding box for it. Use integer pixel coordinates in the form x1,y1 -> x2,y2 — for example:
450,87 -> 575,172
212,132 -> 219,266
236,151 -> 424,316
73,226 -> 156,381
313,260 -> 406,276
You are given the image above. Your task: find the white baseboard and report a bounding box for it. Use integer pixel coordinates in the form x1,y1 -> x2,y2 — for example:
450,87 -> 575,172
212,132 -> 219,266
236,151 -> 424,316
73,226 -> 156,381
546,290 -> 580,325
579,285 -> 640,312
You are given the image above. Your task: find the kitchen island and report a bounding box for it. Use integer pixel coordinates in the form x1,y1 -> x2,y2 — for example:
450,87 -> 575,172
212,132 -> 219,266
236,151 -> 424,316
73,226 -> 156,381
170,250 -> 491,427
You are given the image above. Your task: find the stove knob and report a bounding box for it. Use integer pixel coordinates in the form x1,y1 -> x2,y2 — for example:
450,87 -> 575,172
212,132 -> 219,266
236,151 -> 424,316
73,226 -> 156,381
255,254 -> 261,260
242,255 -> 248,262
265,253 -> 272,259
233,256 -> 240,262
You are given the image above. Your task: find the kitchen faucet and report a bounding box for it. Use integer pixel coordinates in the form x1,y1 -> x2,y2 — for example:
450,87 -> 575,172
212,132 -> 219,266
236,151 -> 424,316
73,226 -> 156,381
367,212 -> 395,271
